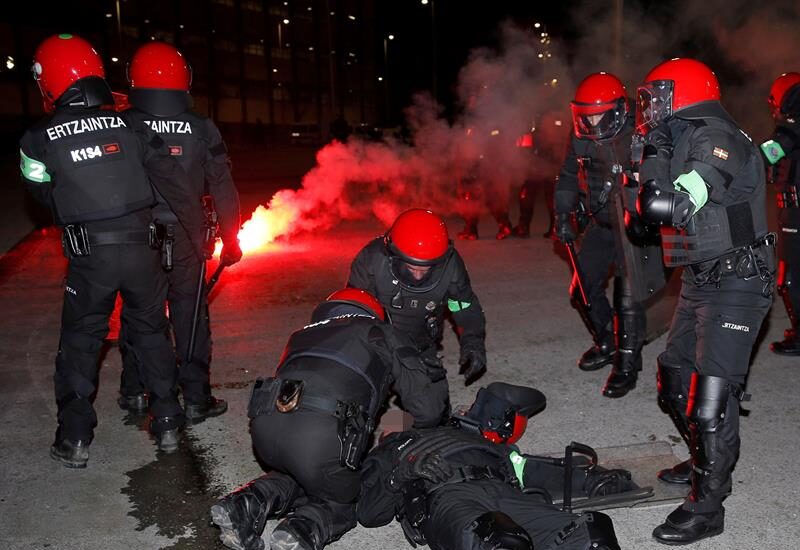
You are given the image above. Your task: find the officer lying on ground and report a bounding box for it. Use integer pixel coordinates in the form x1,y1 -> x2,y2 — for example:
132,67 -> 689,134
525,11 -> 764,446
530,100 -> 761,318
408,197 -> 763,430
358,382 -> 642,550
210,289 -> 450,550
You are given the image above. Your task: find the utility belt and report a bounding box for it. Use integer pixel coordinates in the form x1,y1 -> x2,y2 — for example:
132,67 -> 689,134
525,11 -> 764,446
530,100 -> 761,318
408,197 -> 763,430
776,190 -> 800,209
688,233 -> 776,294
61,224 -> 155,258
149,223 -> 177,271
248,377 -> 374,470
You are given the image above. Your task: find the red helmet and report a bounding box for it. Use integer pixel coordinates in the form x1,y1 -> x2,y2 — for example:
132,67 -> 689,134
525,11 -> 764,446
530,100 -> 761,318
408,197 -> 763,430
768,72 -> 800,118
460,383 -> 546,445
636,58 -> 720,132
570,72 -> 628,140
385,209 -> 450,264
311,288 -> 386,323
384,209 -> 452,292
32,34 -> 105,111
128,42 -> 191,91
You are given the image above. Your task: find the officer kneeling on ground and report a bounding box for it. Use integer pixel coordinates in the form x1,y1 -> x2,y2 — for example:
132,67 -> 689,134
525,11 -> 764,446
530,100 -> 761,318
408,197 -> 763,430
348,209 -> 487,392
358,382 -> 633,550
210,289 -> 449,550
20,34 -> 205,465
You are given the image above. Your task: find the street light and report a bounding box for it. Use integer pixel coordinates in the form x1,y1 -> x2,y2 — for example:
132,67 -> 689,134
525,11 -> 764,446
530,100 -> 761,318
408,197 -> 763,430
388,34 -> 395,40
421,0 -> 429,4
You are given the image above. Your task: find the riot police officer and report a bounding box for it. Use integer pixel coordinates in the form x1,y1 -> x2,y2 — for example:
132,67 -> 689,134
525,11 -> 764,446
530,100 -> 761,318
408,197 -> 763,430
347,209 -> 487,388
357,382 -> 626,550
635,58 -> 775,544
209,289 -> 449,550
554,73 -> 652,398
761,72 -> 800,354
117,42 -> 242,422
19,34 -> 205,465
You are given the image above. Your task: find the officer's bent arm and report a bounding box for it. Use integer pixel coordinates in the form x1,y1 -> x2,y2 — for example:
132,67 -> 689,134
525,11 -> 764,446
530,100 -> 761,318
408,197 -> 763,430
203,120 -> 241,243
682,126 -> 748,203
761,123 -> 799,166
448,255 -> 487,353
554,135 -> 580,214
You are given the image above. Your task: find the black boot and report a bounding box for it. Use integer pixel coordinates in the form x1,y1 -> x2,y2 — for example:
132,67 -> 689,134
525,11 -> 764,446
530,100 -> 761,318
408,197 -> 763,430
772,262 -> 800,354
211,476 -> 286,550
496,222 -> 513,240
602,289 -> 645,398
118,393 -> 149,414
653,374 -> 739,545
185,396 -> 228,424
655,358 -> 692,485
653,505 -> 724,545
270,515 -> 322,550
50,437 -> 90,469
151,415 -> 183,453
602,349 -> 640,398
578,328 -> 615,371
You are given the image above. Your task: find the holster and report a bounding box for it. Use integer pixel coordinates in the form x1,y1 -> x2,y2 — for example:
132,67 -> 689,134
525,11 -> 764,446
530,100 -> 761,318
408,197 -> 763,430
62,224 -> 91,257
335,401 -> 373,470
247,377 -> 279,419
150,223 -> 176,271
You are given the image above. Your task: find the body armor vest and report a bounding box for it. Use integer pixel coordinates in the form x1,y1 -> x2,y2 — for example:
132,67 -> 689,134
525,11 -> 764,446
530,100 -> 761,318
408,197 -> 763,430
661,118 -> 768,267
278,315 -> 391,415
372,253 -> 457,344
34,109 -> 155,225
125,109 -> 210,225
572,120 -> 633,226
396,426 -> 509,476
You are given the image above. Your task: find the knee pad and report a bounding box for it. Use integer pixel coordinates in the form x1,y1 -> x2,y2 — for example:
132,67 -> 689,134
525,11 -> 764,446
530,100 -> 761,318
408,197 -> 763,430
582,511 -> 620,550
467,511 -> 533,550
656,359 -> 685,405
687,374 -> 732,433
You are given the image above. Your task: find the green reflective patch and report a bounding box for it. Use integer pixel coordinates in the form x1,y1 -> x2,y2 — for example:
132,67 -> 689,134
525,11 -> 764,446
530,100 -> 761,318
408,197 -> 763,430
447,299 -> 472,312
673,170 -> 708,211
58,33 -> 73,39
509,451 -> 527,488
20,149 -> 51,183
761,139 -> 786,165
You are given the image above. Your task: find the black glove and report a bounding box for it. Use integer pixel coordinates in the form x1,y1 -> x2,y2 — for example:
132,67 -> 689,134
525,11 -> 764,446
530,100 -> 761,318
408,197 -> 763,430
459,348 -> 487,386
389,452 -> 453,490
554,212 -> 576,244
220,239 -> 243,266
644,122 -> 673,152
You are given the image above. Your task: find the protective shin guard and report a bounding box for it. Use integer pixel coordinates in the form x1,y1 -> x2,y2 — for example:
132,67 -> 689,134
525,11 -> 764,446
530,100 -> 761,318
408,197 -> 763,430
602,293 -> 644,398
653,374 -> 736,545
656,359 -> 692,484
466,512 -> 534,550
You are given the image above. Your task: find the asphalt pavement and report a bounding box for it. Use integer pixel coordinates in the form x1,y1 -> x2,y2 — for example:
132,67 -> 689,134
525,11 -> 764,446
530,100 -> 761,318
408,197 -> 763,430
0,195 -> 798,550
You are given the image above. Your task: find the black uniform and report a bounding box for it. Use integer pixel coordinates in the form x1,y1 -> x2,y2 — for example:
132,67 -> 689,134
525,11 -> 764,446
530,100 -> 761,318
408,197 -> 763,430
638,102 -> 774,543
554,116 -> 648,392
761,120 -> 800,353
118,89 -> 241,409
347,237 -> 486,386
357,426 -> 622,550
19,90 -> 205,446
212,310 -> 448,550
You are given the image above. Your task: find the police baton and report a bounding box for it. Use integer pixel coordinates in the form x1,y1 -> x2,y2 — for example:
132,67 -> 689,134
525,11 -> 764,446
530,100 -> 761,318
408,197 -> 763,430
187,260 -> 206,365
565,241 -> 599,342
206,263 -> 226,293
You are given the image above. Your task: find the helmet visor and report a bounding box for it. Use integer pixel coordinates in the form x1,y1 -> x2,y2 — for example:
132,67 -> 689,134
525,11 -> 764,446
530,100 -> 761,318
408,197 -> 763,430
636,80 -> 673,133
389,256 -> 448,292
570,99 -> 626,140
